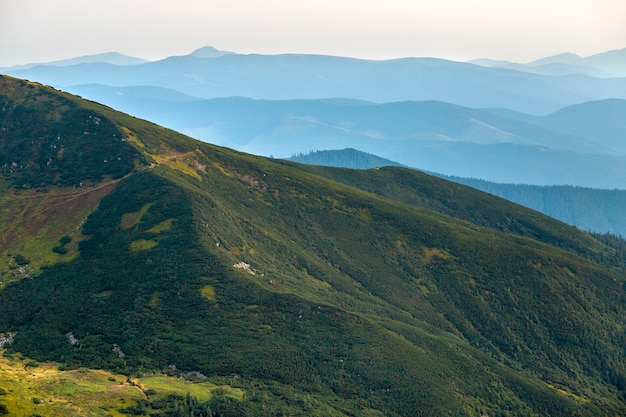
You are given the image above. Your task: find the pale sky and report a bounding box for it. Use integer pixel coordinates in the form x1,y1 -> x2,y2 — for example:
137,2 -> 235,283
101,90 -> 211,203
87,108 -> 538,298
1,0 -> 625,67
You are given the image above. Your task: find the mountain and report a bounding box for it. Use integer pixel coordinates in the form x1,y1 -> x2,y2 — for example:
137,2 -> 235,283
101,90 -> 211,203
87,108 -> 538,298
0,51 -> 148,72
528,52 -> 587,67
485,99 -> 626,156
448,176 -> 626,236
472,48 -> 626,78
469,56 -> 612,78
69,83 -> 202,103
5,48 -> 626,114
1,75 -> 626,415
584,48 -> 626,77
289,148 -> 406,169
289,148 -> 626,236
42,51 -> 149,67
530,48 -> 626,78
190,46 -> 236,58
538,99 -> 626,154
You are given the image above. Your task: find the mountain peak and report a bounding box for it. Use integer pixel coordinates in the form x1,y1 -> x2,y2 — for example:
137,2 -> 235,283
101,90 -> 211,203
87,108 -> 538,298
189,46 -> 235,58
527,52 -> 583,66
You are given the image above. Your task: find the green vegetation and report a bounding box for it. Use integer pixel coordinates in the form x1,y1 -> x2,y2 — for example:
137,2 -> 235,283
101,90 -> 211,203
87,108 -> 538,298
447,175 -> 626,236
287,147 -> 626,237
0,352 -> 244,416
0,77 -> 141,188
0,75 -> 625,416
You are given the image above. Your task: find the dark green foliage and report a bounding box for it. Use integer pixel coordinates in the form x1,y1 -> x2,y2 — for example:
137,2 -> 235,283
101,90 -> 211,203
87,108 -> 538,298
59,235 -> 72,245
279,161 -> 617,263
1,76 -> 625,416
447,175 -> 626,236
13,254 -> 30,266
131,393 -> 215,417
0,404 -> 8,415
52,245 -> 68,254
0,76 -> 142,187
289,148 -> 405,169
285,147 -> 626,237
52,235 -> 73,254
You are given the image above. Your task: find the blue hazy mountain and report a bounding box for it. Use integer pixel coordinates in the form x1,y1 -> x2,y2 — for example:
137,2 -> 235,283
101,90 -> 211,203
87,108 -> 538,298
538,99 -> 626,154
53,85 -> 626,188
484,99 -> 626,155
5,47 -> 626,114
471,48 -> 626,78
189,45 -> 236,58
68,83 -> 201,103
0,51 -> 148,72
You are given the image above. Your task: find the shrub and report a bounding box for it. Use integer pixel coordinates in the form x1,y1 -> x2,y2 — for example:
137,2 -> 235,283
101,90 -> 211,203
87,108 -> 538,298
52,246 -> 68,255
14,254 -> 29,265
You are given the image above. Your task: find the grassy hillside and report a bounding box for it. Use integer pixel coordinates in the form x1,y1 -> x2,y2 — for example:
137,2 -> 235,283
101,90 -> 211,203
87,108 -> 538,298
0,76 -> 625,416
286,147 -> 626,237
447,176 -> 626,236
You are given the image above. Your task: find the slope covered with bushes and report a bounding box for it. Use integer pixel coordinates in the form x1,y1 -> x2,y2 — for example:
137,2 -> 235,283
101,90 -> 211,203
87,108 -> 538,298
0,76 -> 624,416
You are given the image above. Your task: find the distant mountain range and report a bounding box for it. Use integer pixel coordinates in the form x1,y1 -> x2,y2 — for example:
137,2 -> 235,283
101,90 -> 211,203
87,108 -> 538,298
289,148 -> 626,236
470,47 -> 626,77
0,51 -> 148,72
52,88 -> 626,188
4,46 -> 626,114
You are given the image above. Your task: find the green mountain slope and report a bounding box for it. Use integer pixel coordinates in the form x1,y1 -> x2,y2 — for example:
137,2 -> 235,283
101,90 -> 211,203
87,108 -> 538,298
0,76 -> 625,416
288,147 -> 626,236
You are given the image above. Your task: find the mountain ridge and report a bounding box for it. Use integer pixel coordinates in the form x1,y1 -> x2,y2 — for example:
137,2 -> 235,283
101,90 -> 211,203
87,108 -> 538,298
6,49 -> 626,114
288,148 -> 626,236
0,51 -> 148,72
472,47 -> 626,77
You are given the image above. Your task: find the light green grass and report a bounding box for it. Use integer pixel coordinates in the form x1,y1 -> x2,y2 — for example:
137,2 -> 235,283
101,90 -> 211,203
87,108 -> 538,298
138,375 -> 243,401
129,238 -> 158,251
146,218 -> 174,233
0,352 -> 243,416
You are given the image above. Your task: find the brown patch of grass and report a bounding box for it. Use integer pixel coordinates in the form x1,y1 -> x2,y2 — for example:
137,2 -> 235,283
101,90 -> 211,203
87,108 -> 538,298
0,179 -> 120,284
120,202 -> 153,229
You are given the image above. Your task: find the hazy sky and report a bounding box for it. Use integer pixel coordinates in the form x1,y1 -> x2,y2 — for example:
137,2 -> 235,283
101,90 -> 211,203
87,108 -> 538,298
1,0 -> 625,67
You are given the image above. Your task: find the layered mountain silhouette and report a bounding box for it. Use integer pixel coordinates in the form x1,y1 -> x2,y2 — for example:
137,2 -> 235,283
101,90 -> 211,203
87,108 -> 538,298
0,51 -> 148,72
52,88 -> 626,188
471,47 -> 626,77
1,75 -> 625,415
5,47 -> 626,114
